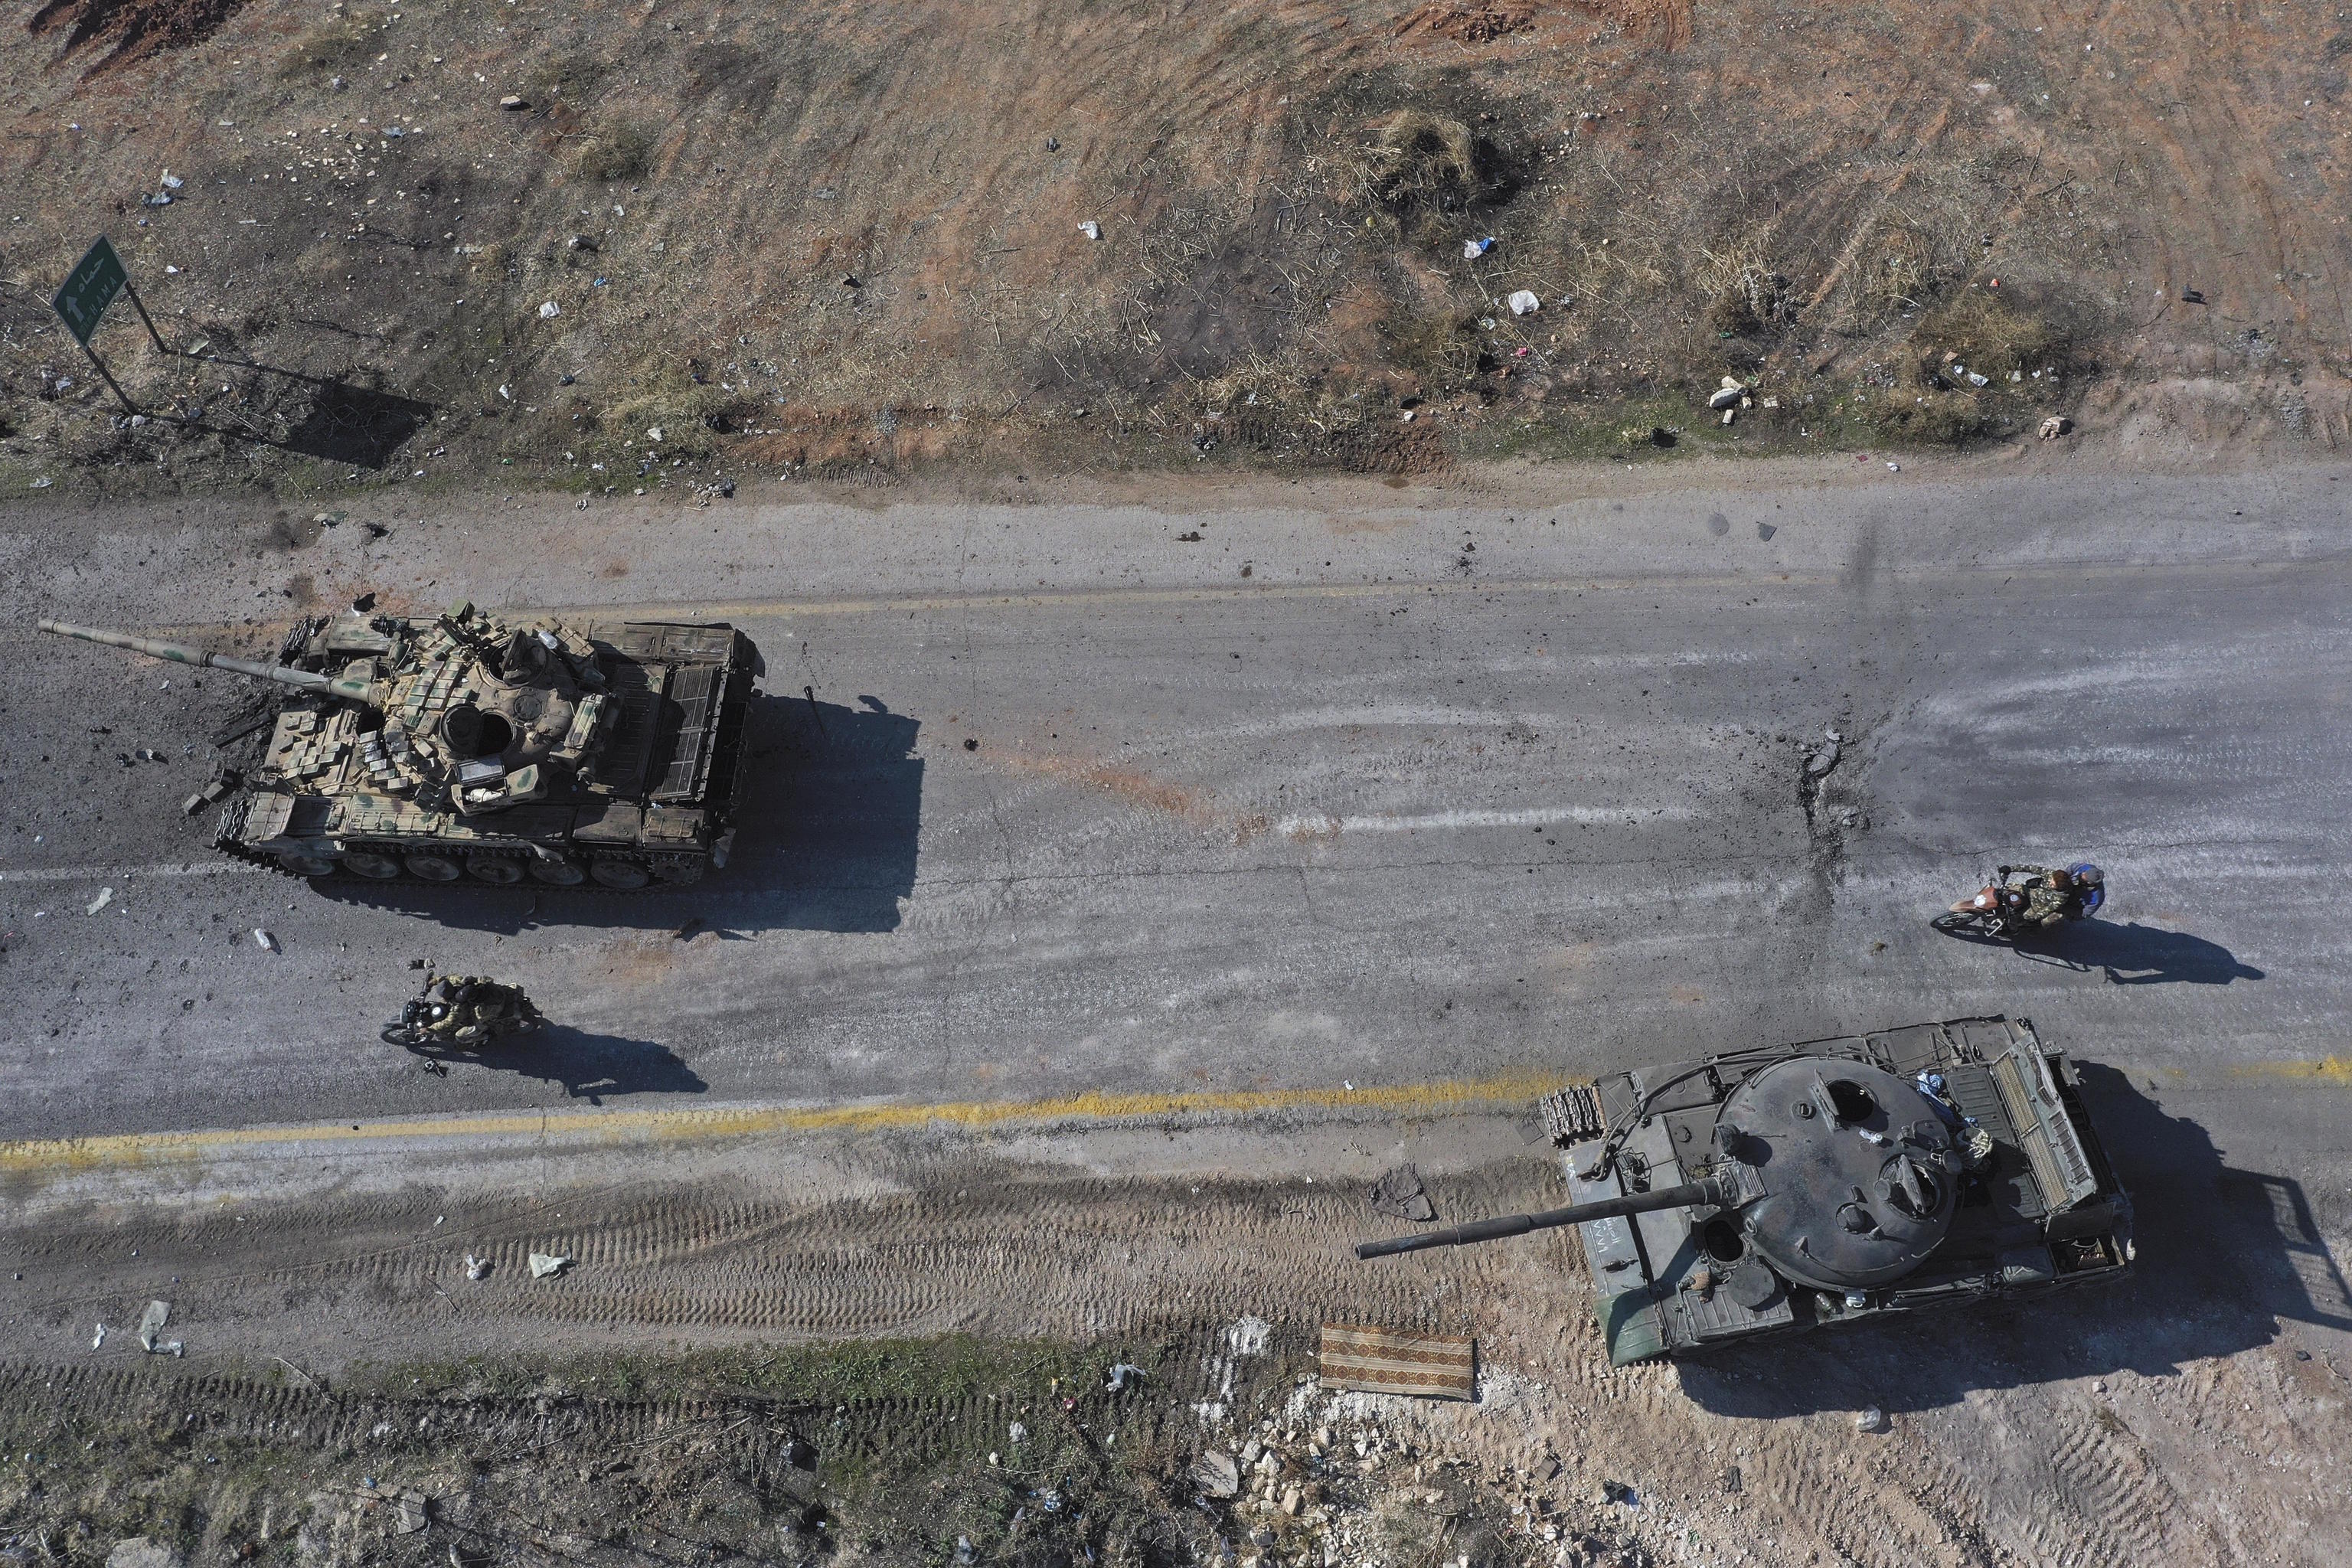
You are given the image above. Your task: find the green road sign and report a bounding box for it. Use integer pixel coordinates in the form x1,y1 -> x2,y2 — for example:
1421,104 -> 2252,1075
54,237 -> 128,347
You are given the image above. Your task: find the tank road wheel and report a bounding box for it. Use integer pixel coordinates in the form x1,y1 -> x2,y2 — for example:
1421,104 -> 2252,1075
281,851 -> 339,877
343,851 -> 403,880
406,853 -> 464,882
590,858 -> 652,890
467,856 -> 526,886
528,856 -> 587,887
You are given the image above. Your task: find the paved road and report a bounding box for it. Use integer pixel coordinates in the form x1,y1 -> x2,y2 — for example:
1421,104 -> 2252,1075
2,462 -> 2347,1192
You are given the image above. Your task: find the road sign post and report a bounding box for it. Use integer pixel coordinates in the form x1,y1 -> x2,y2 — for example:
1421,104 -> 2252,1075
52,236 -> 168,416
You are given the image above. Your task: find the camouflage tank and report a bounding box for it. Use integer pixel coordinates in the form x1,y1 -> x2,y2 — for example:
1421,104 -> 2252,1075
39,604 -> 762,889
1358,1016 -> 2133,1364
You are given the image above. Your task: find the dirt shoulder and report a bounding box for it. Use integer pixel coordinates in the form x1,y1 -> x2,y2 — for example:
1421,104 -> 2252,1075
4,0 -> 2350,497
4,1100 -> 2349,1568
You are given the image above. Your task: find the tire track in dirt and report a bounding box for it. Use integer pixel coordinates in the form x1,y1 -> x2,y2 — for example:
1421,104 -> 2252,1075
11,1148 -> 2350,1566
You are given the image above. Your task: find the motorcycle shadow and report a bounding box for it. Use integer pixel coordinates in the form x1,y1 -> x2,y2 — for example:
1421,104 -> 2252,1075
2018,918 -> 2264,985
398,1025 -> 707,1104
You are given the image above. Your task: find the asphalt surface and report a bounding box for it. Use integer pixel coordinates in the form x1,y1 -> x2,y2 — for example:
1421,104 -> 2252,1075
2,460 -> 2347,1214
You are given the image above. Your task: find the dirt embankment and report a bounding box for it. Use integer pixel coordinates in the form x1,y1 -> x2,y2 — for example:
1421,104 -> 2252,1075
4,1130 -> 2348,1568
2,0 -> 2349,493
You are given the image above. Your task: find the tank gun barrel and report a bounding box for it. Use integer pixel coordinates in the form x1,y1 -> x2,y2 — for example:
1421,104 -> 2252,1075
39,619 -> 337,694
1354,1176 -> 1729,1260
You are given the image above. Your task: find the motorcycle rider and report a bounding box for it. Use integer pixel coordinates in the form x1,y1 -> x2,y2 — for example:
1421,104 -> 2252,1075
407,973 -> 539,1043
1998,864 -> 2104,927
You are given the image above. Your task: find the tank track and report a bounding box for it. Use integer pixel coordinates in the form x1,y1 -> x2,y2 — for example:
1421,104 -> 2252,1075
212,797 -> 704,893
1537,1084 -> 1606,1146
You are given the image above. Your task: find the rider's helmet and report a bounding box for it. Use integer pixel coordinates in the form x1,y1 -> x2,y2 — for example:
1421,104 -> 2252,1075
2069,863 -> 2105,913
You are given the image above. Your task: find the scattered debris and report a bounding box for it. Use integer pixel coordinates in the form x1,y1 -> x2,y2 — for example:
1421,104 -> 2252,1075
2182,288 -> 2207,305
539,300 -> 560,318
567,233 -> 599,252
1227,1315 -> 1272,1355
2039,414 -> 2073,439
1319,1323 -> 1475,1400
1367,1164 -> 1436,1222
465,1255 -> 490,1281
528,1252 -> 572,1279
92,1323 -> 106,1350
1008,1421 -> 1027,1445
1191,1450 -> 1241,1498
1105,1361 -> 1145,1391
253,929 -> 277,952
498,94 -> 529,110
136,1300 -> 182,1355
1707,377 -> 1749,411
1506,289 -> 1540,315
1803,727 -> 1844,780
1079,220 -> 1101,240
1462,236 -> 1495,259
1600,1479 -> 1638,1507
353,592 -> 378,612
85,887 -> 113,916
1854,1405 -> 1890,1433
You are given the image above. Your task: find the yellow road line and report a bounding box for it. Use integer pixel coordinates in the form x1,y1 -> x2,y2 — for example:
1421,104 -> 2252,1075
0,1070 -> 1574,1173
570,558 -> 2322,625
106,557 -> 2326,642
2229,1056 -> 2352,1087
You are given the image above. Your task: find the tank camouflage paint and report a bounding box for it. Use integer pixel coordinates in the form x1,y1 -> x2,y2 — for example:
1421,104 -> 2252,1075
40,604 -> 762,890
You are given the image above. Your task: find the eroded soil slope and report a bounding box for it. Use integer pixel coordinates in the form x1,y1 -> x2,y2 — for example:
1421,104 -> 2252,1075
3,0 -> 2350,489
4,1126 -> 2348,1567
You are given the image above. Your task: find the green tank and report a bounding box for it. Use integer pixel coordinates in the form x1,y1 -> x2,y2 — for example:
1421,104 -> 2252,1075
40,605 -> 762,890
1358,1017 -> 2134,1364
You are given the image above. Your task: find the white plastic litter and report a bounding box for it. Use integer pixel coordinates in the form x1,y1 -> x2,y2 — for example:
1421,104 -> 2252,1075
1506,289 -> 1541,315
539,300 -> 560,318
86,887 -> 113,915
253,929 -> 277,952
528,1252 -> 572,1279
1079,220 -> 1101,240
1462,236 -> 1495,259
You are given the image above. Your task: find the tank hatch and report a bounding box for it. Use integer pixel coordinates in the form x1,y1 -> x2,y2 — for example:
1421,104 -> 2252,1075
1723,1059 -> 1959,1292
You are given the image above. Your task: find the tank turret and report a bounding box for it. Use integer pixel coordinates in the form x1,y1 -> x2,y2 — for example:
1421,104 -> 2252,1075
1357,1017 -> 2132,1364
40,604 -> 761,890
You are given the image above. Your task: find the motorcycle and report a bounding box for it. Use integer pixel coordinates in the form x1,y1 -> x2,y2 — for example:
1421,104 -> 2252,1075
381,984 -> 544,1052
1931,863 -> 2105,939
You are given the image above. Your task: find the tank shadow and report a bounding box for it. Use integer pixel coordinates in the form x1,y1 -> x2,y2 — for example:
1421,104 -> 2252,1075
2023,918 -> 2265,985
1674,1063 -> 2350,1416
309,693 -> 923,934
401,1026 -> 707,1105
